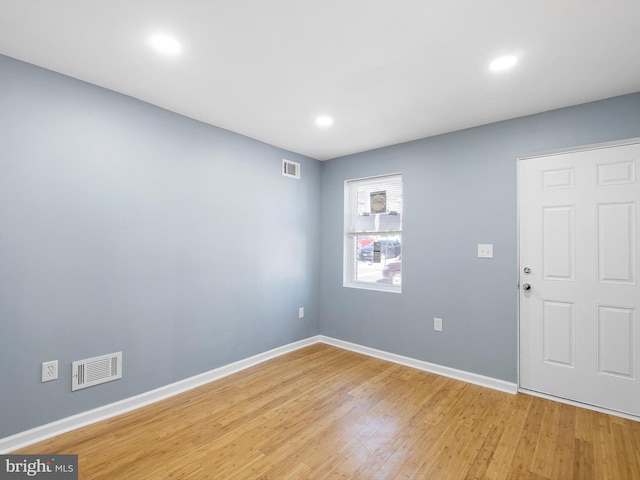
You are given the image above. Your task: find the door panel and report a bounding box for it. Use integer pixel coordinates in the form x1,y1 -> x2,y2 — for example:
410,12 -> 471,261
597,305 -> 636,379
543,206 -> 575,280
543,300 -> 575,367
597,160 -> 635,185
519,140 -> 640,417
598,202 -> 636,284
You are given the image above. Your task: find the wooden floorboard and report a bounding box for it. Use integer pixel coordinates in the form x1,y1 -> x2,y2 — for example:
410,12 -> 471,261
13,344 -> 640,479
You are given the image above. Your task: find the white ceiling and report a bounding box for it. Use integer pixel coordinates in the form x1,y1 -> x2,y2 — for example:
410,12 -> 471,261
1,1 -> 639,160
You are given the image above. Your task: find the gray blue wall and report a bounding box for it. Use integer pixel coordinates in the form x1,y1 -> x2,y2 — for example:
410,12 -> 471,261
0,54 -> 321,437
319,92 -> 640,382
1,51 -> 639,439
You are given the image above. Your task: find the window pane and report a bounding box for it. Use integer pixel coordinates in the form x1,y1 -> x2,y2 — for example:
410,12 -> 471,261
354,234 -> 402,285
353,180 -> 402,233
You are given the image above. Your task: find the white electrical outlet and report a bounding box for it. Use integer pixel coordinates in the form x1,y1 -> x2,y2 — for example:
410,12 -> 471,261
434,317 -> 443,332
298,307 -> 305,319
477,244 -> 494,258
42,360 -> 58,382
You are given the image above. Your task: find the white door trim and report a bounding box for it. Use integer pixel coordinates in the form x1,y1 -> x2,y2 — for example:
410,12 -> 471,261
519,137 -> 640,161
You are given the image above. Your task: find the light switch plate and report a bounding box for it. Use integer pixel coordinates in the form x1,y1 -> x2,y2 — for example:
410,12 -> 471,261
478,244 -> 494,258
434,317 -> 443,332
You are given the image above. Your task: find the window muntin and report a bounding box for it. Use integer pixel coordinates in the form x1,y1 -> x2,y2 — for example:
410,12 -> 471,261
344,174 -> 402,292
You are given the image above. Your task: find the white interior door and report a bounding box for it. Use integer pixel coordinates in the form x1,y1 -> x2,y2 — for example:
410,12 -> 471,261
519,139 -> 640,417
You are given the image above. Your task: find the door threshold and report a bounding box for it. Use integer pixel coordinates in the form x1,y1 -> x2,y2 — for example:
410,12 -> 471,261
518,387 -> 640,422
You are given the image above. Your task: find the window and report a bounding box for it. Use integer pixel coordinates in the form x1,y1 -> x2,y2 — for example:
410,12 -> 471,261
344,174 -> 403,292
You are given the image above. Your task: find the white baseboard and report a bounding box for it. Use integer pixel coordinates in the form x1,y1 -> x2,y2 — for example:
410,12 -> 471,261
1,334 -> 516,453
319,336 -> 518,395
0,336 -> 321,453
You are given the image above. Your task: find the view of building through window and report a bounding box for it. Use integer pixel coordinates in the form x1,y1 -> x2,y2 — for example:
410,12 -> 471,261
354,234 -> 402,285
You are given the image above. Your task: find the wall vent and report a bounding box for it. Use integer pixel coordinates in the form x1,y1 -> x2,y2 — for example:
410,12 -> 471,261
282,159 -> 301,179
72,352 -> 122,391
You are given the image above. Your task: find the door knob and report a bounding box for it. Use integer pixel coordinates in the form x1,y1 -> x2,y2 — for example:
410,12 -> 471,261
522,283 -> 531,291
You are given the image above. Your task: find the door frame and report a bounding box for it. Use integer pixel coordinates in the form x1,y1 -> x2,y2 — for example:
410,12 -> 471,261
516,136 -> 640,421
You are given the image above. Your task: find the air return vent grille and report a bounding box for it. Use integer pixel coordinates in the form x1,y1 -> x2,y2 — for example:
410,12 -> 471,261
72,352 -> 122,391
282,159 -> 300,179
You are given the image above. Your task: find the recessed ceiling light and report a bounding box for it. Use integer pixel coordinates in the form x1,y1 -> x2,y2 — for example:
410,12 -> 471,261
315,115 -> 334,128
489,55 -> 518,72
148,34 -> 182,56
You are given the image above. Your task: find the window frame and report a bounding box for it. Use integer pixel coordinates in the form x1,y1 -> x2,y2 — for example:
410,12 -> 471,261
343,173 -> 403,293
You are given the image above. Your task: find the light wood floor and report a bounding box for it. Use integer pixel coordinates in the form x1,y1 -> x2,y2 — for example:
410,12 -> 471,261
15,344 -> 640,479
